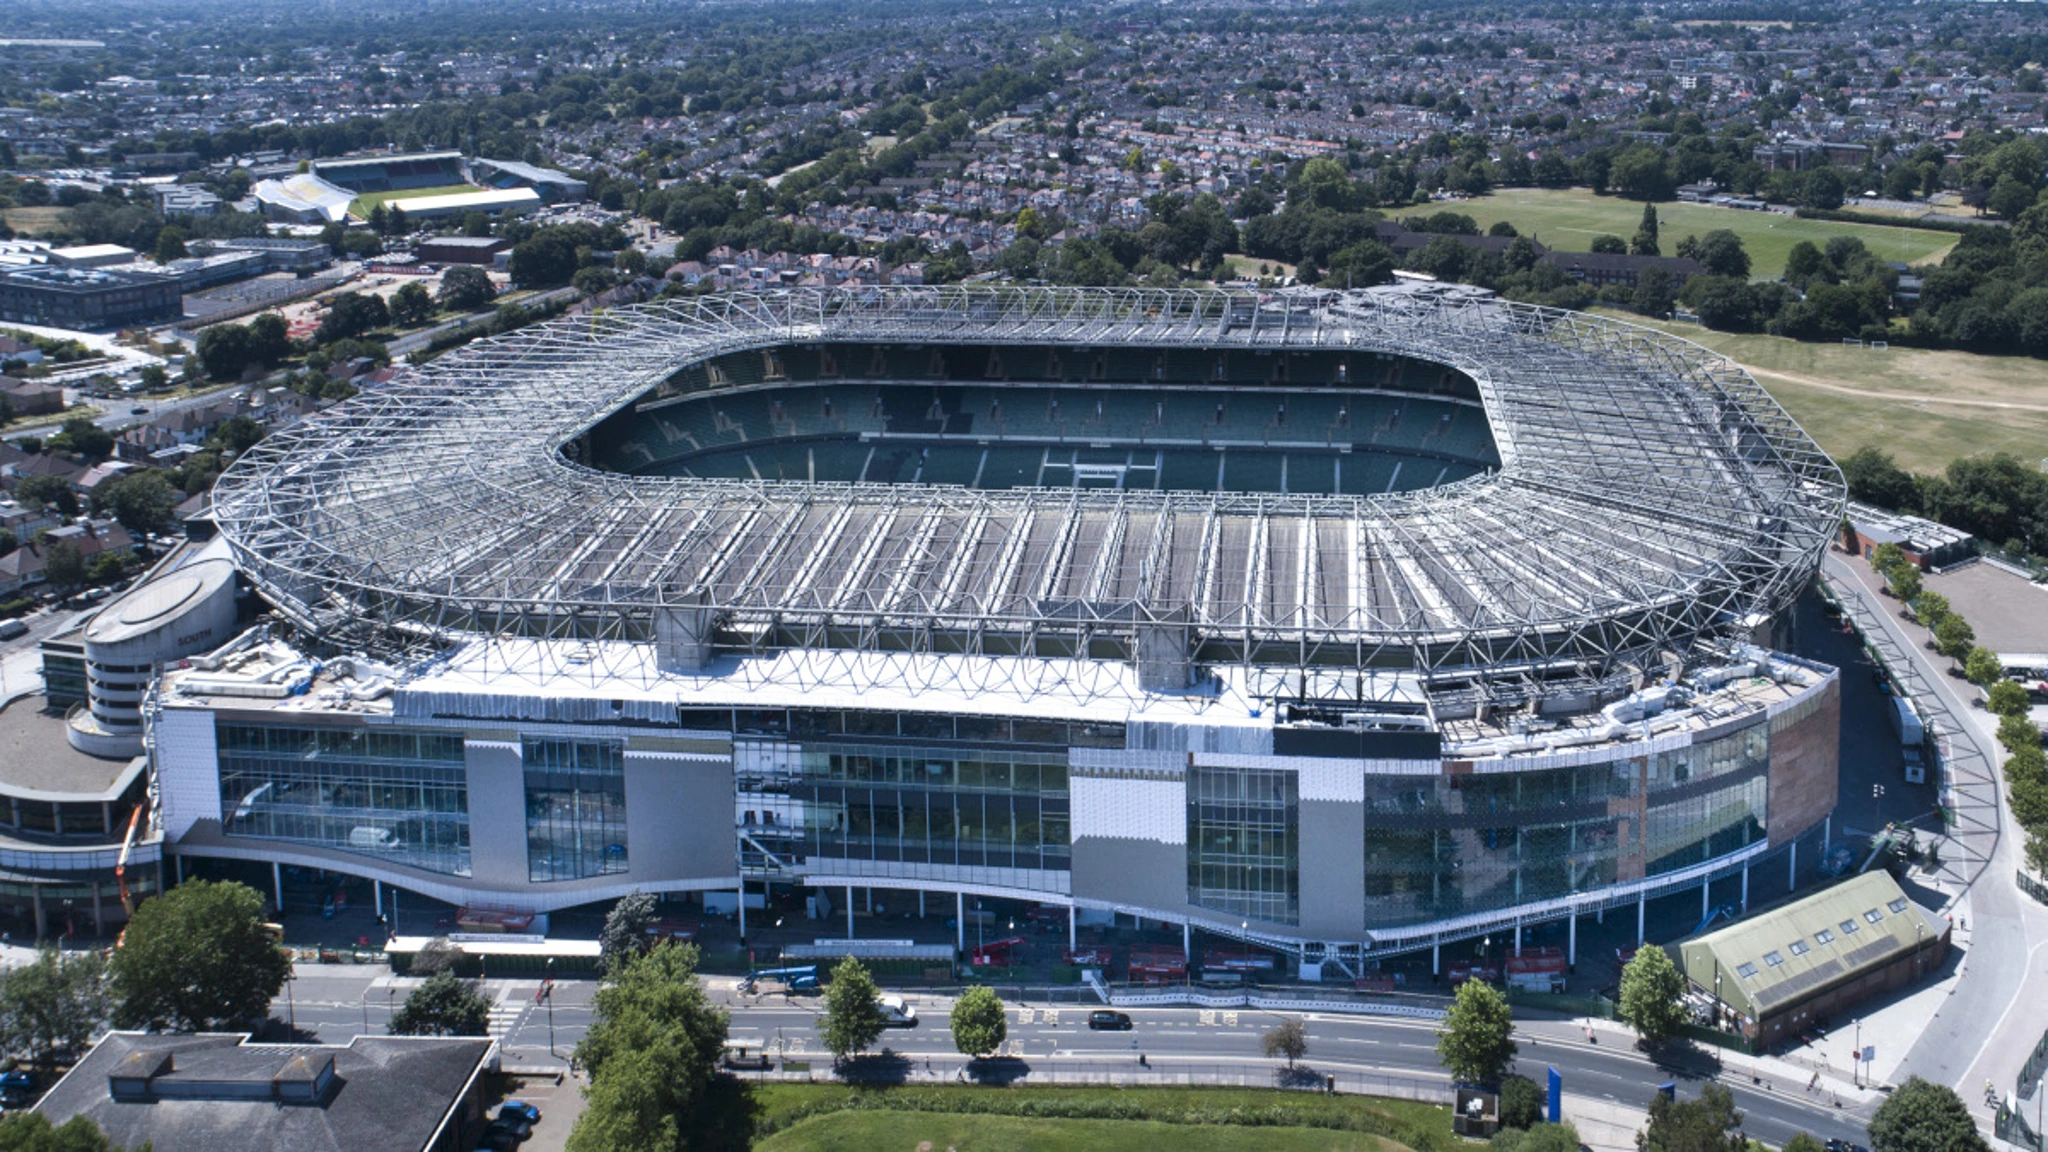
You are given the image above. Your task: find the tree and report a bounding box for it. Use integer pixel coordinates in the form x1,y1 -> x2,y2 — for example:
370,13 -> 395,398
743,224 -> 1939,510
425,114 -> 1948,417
1617,945 -> 1688,1048
1868,1077 -> 1990,1152
1436,978 -> 1517,1085
1495,1121 -> 1582,1152
91,470 -> 179,537
0,1112 -> 130,1151
509,231 -> 580,288
153,227 -> 188,264
1910,591 -> 1949,627
42,541 -> 86,591
1262,1016 -> 1309,1069
1965,646 -> 2005,689
408,937 -> 463,977
1631,202 -> 1660,256
197,323 -> 252,382
1632,266 -> 1675,317
14,475 -> 78,518
246,313 -> 291,369
1935,614 -> 1977,664
600,891 -> 658,972
315,292 -> 389,344
568,942 -> 728,1152
388,970 -> 490,1036
1590,234 -> 1628,254
438,264 -> 496,311
1887,563 -> 1923,605
108,879 -> 290,1031
1869,541 -> 1907,578
137,364 -> 168,391
1989,175 -> 2035,222
1639,1083 -> 1745,1152
53,417 -> 112,464
1989,681 -> 2032,720
820,956 -> 886,1063
0,949 -> 108,1068
949,985 -> 1007,1058
1693,230 -> 1750,279
1784,1134 -> 1826,1152
1499,1073 -> 1545,1129
389,282 -> 434,327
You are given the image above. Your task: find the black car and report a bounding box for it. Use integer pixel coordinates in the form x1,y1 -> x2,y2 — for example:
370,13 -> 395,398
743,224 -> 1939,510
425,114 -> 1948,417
1825,1141 -> 1866,1152
1087,1010 -> 1133,1031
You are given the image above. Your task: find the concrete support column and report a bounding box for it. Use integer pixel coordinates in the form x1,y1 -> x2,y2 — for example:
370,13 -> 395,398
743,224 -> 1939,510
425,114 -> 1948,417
919,891 -> 926,918
1740,865 -> 1749,912
31,886 -> 44,942
1514,922 -> 1522,957
1568,909 -> 1578,966
373,879 -> 383,918
1823,814 -> 1831,851
91,886 -> 103,938
1068,906 -> 1077,952
956,892 -> 965,952
1182,920 -> 1191,957
736,882 -> 746,939
865,887 -> 872,914
273,861 -> 284,914
1637,891 -> 1646,947
1432,941 -> 1440,975
846,886 -> 855,939
173,854 -> 183,884
1703,877 -> 1711,920
1790,841 -> 1798,890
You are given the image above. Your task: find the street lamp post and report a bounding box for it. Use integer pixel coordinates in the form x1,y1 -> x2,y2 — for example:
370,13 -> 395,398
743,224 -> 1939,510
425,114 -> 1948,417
285,975 -> 296,1034
546,957 -> 557,1056
1853,1018 -> 1862,1088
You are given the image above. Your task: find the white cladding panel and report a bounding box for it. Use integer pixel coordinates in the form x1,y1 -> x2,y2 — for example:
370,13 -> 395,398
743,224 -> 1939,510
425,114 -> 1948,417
1071,774 -> 1186,845
154,707 -> 221,840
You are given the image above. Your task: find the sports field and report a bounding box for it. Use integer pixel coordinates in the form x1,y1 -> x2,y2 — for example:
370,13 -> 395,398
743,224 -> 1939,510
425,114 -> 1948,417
1,206 -> 67,236
1459,189 -> 1959,278
350,183 -> 484,218
1595,310 -> 2048,473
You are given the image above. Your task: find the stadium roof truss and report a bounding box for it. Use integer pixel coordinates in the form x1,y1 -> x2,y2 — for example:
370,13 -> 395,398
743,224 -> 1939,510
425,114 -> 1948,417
211,286 -> 1845,701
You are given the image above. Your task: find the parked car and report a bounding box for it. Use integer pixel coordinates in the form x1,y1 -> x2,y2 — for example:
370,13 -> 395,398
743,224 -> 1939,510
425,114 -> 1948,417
880,995 -> 918,1028
1087,1010 -> 1133,1031
0,1070 -> 33,1107
496,1101 -> 541,1125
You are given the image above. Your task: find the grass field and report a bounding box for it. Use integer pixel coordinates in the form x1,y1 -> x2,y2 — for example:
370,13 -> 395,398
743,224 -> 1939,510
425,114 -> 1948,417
749,1082 -> 1449,1152
756,1111 -> 1405,1151
1592,309 -> 2048,473
349,183 -> 484,218
2,206 -> 67,237
1456,189 -> 1959,278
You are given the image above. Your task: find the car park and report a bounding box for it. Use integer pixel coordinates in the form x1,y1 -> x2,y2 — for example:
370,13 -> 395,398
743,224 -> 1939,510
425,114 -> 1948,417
1087,1010 -> 1133,1031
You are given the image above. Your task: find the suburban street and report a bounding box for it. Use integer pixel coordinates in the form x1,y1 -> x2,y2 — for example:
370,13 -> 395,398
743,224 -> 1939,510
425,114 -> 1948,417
269,966 -> 1876,1149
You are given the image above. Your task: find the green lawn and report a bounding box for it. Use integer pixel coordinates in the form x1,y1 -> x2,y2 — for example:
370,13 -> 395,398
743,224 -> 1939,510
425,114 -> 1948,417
748,1082 -> 1451,1152
756,1110 -> 1404,1151
1455,189 -> 1959,278
349,183 -> 484,219
1593,309 -> 2048,473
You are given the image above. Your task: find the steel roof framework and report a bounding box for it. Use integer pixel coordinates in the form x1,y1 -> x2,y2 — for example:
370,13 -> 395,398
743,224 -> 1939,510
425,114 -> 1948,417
211,286 -> 1845,700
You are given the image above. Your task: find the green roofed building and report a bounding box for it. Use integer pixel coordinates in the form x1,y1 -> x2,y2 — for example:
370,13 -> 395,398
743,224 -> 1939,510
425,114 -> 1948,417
1678,870 -> 1949,1047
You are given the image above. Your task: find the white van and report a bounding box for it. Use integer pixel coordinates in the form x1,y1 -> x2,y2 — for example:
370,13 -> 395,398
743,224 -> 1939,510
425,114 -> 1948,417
880,995 -> 918,1027
348,827 -> 402,850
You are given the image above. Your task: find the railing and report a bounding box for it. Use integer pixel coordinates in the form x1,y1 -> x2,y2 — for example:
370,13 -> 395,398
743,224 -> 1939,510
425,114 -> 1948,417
734,1051 -> 1455,1103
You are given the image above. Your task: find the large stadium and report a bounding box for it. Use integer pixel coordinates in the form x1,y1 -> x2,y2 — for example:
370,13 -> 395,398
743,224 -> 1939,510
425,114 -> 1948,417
146,285 -> 1847,972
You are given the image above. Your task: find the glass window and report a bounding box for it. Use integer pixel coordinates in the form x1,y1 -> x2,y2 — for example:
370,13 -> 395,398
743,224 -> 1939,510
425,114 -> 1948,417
1863,908 -> 1883,923
1736,962 -> 1758,979
1839,919 -> 1859,935
524,738 -> 628,882
1814,928 -> 1834,944
218,722 -> 471,877
1763,950 -> 1785,967
1186,765 -> 1299,925
1887,898 -> 1909,914
1789,940 -> 1809,956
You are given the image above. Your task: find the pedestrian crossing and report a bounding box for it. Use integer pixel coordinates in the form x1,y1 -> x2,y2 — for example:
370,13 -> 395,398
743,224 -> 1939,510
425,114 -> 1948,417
487,986 -> 530,1039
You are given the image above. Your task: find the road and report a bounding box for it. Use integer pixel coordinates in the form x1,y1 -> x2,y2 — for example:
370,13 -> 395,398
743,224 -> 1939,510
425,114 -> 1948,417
385,286 -> 580,357
272,968 -> 1873,1147
1822,553 -> 2048,1108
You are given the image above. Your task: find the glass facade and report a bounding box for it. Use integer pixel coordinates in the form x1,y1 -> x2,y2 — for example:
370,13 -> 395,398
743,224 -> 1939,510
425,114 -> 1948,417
1358,723 -> 1771,928
1644,723 -> 1771,875
217,724 -> 471,876
1187,765 -> 1299,924
524,738 -> 629,882
772,742 -> 1071,872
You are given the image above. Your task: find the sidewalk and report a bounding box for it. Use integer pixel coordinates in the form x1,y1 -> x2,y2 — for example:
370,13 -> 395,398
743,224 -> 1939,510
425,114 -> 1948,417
1564,1093 -> 1649,1152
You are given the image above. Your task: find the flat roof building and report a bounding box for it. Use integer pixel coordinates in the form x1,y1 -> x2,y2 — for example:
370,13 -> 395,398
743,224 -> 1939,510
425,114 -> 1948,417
383,187 -> 540,220
1677,870 -> 1949,1046
1843,501 -> 1976,570
0,266 -> 181,331
470,157 -> 587,203
34,1032 -> 495,1152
